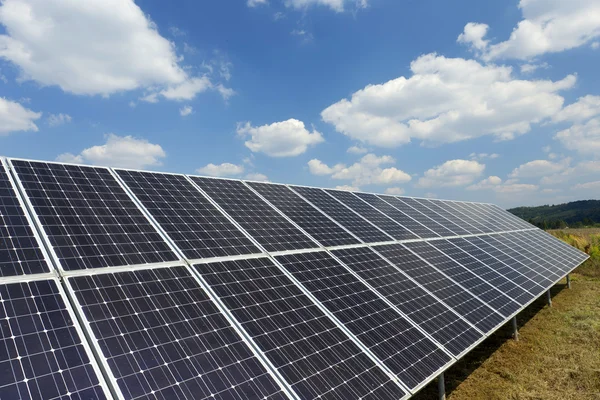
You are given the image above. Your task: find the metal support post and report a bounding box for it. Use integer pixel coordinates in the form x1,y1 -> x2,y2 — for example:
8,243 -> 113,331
546,290 -> 552,307
567,274 -> 571,289
438,372 -> 446,400
512,316 -> 519,341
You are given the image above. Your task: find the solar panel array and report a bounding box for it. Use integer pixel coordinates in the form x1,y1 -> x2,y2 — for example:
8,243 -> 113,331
0,157 -> 589,400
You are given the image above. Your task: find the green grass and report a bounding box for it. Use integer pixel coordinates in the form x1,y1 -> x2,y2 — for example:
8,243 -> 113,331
413,228 -> 600,399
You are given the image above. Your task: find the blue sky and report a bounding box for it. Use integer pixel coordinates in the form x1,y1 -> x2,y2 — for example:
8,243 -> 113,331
1,0 -> 599,207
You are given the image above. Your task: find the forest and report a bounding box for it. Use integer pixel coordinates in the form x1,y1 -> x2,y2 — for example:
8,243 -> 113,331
508,200 -> 600,229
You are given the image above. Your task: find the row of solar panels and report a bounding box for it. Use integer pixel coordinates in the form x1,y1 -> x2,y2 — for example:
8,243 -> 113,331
0,157 -> 589,400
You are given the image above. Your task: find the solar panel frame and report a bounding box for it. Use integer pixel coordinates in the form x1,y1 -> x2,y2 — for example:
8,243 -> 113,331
0,276 -> 112,399
113,168 -> 263,262
193,255 -> 410,399
0,158 -> 54,278
8,158 -> 183,273
65,264 -> 295,400
188,176 -> 320,253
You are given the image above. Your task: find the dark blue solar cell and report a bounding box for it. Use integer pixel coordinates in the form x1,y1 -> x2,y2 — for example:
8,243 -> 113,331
0,160 -> 50,277
0,279 -> 108,400
11,160 -> 179,270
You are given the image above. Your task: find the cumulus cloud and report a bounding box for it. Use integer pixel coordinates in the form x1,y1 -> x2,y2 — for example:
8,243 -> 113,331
520,62 -> 548,74
47,113 -> 72,127
555,118 -> 600,156
237,119 -> 324,157
385,187 -> 405,195
467,175 -> 539,194
247,0 -> 268,8
469,152 -> 499,161
347,145 -> 369,154
458,0 -> 600,61
245,172 -> 269,182
467,176 -> 502,191
321,53 -> 574,148
494,183 -> 538,194
509,158 -> 571,178
417,159 -> 485,188
308,153 -> 411,187
0,0 -> 231,102
0,97 -> 41,135
179,106 -> 193,117
573,180 -> 600,190
250,0 -> 367,12
196,163 -> 244,177
335,185 -> 360,191
55,134 -> 166,169
552,95 -> 600,123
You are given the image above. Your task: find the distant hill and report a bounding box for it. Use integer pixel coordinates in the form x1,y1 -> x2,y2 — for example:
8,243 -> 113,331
508,200 -> 600,229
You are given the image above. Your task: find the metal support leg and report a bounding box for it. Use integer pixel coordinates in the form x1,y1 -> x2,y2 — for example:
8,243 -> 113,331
438,372 -> 446,400
546,290 -> 552,307
567,274 -> 571,289
512,316 -> 519,341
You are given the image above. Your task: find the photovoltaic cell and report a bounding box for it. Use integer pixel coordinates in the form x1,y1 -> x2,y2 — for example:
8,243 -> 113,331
417,200 -> 478,235
331,246 -> 482,357
275,251 -> 452,390
0,279 -> 108,400
428,200 -> 488,234
290,186 -> 392,243
0,161 -> 51,277
189,177 -> 319,253
445,202 -> 498,233
375,243 -> 503,333
247,182 -> 359,247
493,233 -> 563,278
354,193 -> 438,239
68,266 -> 287,400
378,196 -> 456,237
399,198 -> 465,236
433,239 -> 534,306
404,241 -> 520,317
195,257 -> 407,400
11,160 -> 178,271
325,190 -> 418,240
115,170 -> 261,260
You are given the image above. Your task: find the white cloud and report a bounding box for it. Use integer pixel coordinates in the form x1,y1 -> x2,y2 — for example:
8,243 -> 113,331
321,53 -> 574,148
542,145 -> 551,153
309,153 -> 411,187
424,192 -> 438,198
245,172 -> 269,182
573,180 -> 600,190
467,175 -> 502,191
592,41 -> 600,49
0,97 -> 41,135
284,0 -> 367,12
159,77 -> 213,101
347,145 -> 368,154
237,119 -> 324,157
495,183 -> 538,194
196,163 -> 244,177
335,185 -> 360,191
469,152 -> 499,161
540,160 -> 600,185
0,0 -> 188,96
555,117 -> 600,156
179,106 -> 193,117
417,159 -> 485,188
385,187 -> 405,195
509,158 -> 571,178
459,0 -> 600,61
47,113 -> 71,127
247,0 -> 268,7
552,95 -> 600,123
55,134 -> 166,169
520,62 -> 548,74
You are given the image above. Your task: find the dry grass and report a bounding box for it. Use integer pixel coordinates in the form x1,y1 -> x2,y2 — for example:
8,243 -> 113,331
413,229 -> 600,400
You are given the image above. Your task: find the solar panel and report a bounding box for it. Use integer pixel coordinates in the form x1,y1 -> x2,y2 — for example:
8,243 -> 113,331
403,241 -> 521,317
274,251 -> 453,391
463,236 -> 547,294
10,160 -> 179,271
520,230 -> 589,272
324,190 -> 418,241
290,186 -> 392,243
67,266 -> 288,400
354,193 -> 439,239
375,243 -> 504,333
427,200 -> 489,234
195,257 -> 408,400
0,160 -> 51,277
378,196 -> 456,237
0,279 -> 109,399
492,233 -> 564,278
246,182 -> 360,247
444,202 -> 499,233
397,198 -> 466,236
433,239 -> 534,306
416,199 -> 479,235
189,177 -> 319,253
480,204 -> 526,231
115,169 -> 261,260
331,246 -> 482,357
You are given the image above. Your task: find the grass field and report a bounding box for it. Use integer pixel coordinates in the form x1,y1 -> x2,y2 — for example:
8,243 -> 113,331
413,228 -> 600,400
